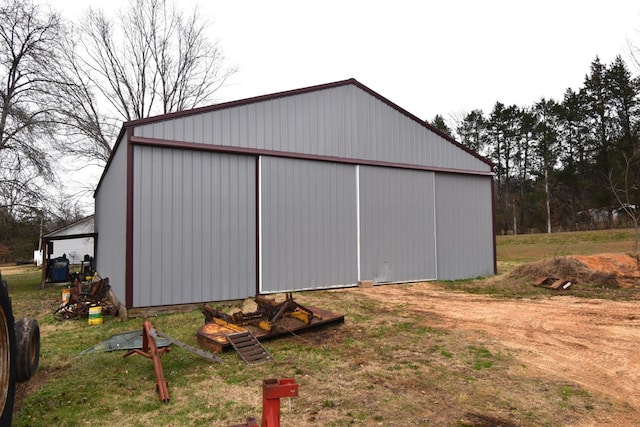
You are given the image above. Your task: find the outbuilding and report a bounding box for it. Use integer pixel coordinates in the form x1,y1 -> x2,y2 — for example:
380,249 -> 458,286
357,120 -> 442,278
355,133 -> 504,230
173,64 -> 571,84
37,215 -> 96,284
94,79 -> 496,311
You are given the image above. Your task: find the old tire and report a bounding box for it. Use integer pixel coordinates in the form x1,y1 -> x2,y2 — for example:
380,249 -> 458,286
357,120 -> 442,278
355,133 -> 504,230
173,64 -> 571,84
0,276 -> 16,426
15,318 -> 40,382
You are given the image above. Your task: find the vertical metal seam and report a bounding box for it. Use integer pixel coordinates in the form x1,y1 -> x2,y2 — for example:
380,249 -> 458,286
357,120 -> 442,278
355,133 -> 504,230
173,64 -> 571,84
125,126 -> 134,308
257,155 -> 262,295
432,172 -> 438,280
356,165 -> 361,282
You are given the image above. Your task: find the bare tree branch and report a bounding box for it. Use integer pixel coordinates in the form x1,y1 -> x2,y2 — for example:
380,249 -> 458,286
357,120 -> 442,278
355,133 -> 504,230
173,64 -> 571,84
53,0 -> 236,168
608,151 -> 640,252
0,0 -> 62,215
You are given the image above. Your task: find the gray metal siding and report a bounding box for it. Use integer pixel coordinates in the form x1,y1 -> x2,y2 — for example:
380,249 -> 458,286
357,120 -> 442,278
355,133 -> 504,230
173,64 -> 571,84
133,146 -> 256,306
95,134 -> 128,303
136,85 -> 490,173
359,166 -> 437,283
434,173 -> 494,280
260,157 -> 358,292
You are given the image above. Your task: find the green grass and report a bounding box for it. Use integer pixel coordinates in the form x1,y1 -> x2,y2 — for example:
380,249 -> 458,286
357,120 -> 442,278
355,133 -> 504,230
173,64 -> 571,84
467,345 -> 495,370
496,228 -> 637,264
3,228 -> 629,425
439,228 -> 640,300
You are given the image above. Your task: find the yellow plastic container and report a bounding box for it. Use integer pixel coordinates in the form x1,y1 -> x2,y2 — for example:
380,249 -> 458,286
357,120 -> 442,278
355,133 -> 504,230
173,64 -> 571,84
88,305 -> 103,325
61,287 -> 71,304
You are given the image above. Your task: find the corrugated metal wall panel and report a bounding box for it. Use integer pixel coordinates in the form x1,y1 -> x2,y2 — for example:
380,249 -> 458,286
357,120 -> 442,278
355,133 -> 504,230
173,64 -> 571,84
95,134 -> 128,303
135,84 -> 491,173
434,173 -> 494,280
133,146 -> 256,306
359,166 -> 437,282
260,157 -> 358,292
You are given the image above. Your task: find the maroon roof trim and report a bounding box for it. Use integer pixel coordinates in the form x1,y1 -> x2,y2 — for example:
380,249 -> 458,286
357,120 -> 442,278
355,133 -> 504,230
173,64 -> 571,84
122,78 -> 491,167
123,79 -> 359,127
96,78 -> 493,197
94,126 -> 127,196
125,127 -> 134,308
130,135 -> 495,177
346,81 -> 491,167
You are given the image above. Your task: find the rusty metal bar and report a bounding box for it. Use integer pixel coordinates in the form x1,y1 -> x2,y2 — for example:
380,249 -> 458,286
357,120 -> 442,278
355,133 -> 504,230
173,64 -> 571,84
124,320 -> 171,402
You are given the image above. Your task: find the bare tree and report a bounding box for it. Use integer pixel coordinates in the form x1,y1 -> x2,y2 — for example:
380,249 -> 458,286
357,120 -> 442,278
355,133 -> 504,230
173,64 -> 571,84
57,0 -> 236,164
52,34 -> 117,165
0,0 -> 63,215
608,152 -> 640,252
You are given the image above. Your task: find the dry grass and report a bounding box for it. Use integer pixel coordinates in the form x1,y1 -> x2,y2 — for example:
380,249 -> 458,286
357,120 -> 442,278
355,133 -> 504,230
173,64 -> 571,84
511,257 -> 618,287
10,285 -> 598,426
496,229 -> 636,264
8,229 -> 640,426
0,264 -> 38,276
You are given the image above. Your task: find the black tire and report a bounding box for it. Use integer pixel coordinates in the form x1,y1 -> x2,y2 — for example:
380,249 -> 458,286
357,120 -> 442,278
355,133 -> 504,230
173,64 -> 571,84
15,318 -> 40,383
0,274 -> 16,426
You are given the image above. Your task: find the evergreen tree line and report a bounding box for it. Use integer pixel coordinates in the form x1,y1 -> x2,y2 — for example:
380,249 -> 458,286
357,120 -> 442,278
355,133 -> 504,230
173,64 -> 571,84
433,56 -> 640,235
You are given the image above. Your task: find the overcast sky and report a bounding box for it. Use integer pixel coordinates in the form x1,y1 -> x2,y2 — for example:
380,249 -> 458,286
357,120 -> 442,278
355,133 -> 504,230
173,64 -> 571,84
44,0 -> 640,209
211,1 -> 640,122
49,0 -> 640,122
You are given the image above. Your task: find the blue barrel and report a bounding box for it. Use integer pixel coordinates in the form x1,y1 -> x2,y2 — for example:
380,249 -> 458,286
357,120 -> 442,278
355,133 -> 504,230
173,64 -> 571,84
51,257 -> 69,282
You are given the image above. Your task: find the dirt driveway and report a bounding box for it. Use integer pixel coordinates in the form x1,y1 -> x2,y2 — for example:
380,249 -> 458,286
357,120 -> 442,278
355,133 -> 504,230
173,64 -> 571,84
350,282 -> 640,425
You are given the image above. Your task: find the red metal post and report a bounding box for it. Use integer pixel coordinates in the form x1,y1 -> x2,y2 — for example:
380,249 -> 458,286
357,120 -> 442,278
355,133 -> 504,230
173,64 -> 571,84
124,320 -> 171,403
144,321 -> 170,403
261,378 -> 298,427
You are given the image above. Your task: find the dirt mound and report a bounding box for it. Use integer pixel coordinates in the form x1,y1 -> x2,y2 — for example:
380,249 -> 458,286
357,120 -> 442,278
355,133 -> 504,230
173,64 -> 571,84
511,253 -> 640,288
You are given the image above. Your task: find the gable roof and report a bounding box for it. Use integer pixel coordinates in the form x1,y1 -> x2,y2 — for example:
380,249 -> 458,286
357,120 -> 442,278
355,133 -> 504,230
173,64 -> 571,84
96,79 -> 492,195
44,215 -> 95,238
125,78 -> 491,166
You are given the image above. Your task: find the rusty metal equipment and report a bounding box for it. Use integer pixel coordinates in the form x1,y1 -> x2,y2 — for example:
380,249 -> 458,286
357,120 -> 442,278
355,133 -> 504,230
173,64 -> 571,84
53,278 -> 116,320
124,320 -> 171,402
198,294 -> 344,354
226,330 -> 273,364
533,277 -> 576,290
203,293 -> 320,333
122,320 -> 222,402
230,378 -> 299,427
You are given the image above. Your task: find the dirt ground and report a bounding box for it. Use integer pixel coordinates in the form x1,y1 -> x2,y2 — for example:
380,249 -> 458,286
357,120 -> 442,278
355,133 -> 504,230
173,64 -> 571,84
8,256 -> 640,425
351,254 -> 640,425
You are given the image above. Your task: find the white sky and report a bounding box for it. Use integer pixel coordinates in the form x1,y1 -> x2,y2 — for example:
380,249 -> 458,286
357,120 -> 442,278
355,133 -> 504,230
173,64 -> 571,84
48,0 -> 640,121
211,0 -> 640,121
44,0 -> 640,209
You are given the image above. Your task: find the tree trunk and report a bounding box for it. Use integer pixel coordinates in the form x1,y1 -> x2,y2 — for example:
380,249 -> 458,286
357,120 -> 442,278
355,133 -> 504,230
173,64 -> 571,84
512,200 -> 518,235
634,218 -> 639,254
545,167 -> 552,233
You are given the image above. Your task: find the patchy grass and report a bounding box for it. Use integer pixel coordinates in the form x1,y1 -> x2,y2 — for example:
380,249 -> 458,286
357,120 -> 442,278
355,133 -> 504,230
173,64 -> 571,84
445,229 -> 640,300
4,229 -> 637,425
6,288 -> 594,426
496,228 -> 637,265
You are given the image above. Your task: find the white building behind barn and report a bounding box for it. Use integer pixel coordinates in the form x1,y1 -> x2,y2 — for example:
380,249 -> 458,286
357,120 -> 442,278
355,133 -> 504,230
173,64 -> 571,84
35,215 -> 95,266
94,79 -> 496,310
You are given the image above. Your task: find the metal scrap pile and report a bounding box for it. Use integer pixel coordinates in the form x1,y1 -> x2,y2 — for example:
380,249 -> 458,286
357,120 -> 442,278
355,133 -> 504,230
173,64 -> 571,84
54,277 -> 118,320
202,293 -> 318,333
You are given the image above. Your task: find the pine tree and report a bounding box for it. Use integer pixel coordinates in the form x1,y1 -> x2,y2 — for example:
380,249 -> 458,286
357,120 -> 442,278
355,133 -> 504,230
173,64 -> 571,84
429,114 -> 453,137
